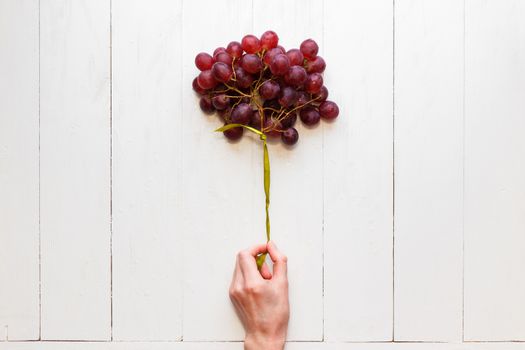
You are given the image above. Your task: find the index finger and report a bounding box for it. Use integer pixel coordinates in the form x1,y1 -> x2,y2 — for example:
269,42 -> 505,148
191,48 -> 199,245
238,244 -> 268,282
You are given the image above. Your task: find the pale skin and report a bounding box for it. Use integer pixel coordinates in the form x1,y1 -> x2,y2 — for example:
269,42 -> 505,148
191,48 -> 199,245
229,241 -> 290,350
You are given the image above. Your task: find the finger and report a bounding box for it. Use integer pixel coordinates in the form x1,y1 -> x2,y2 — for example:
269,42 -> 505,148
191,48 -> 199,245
247,243 -> 268,257
231,254 -> 244,289
267,240 -> 287,279
238,249 -> 264,284
260,262 -> 272,280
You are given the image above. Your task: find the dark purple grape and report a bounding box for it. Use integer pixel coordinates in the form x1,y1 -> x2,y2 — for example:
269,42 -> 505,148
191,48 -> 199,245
269,54 -> 291,76
299,107 -> 321,126
212,94 -> 230,110
195,52 -> 214,71
218,107 -> 232,123
304,73 -> 323,93
199,95 -> 214,114
281,127 -> 299,145
192,77 -> 206,95
295,91 -> 310,107
263,118 -> 282,138
284,66 -> 307,86
250,110 -> 264,130
223,124 -> 243,141
234,67 -> 254,89
263,47 -> 283,65
215,52 -> 233,65
211,62 -> 233,83
305,56 -> 326,73
197,70 -> 217,90
230,103 -> 252,125
313,86 -> 328,102
227,41 -> 243,58
319,101 -> 339,120
280,113 -> 297,128
241,34 -> 261,54
286,49 -> 304,66
259,80 -> 280,100
278,86 -> 297,108
241,54 -> 263,74
260,30 -> 279,50
300,39 -> 319,60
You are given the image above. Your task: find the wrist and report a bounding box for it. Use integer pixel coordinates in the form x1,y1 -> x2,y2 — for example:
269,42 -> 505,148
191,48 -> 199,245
244,333 -> 286,350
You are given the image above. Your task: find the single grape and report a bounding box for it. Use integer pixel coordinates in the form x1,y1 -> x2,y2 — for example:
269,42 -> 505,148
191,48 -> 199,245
284,65 -> 307,86
305,56 -> 326,73
199,95 -> 214,114
313,86 -> 328,102
195,52 -> 214,71
263,118 -> 282,138
260,30 -> 279,50
280,112 -> 297,128
213,47 -> 227,58
212,94 -> 230,110
263,47 -> 284,65
241,54 -> 263,74
286,49 -> 304,66
250,110 -> 264,130
277,45 -> 286,53
304,73 -> 323,93
218,106 -> 232,123
270,54 -> 291,76
299,106 -> 321,126
278,86 -> 298,108
234,67 -> 254,89
241,34 -> 262,54
258,80 -> 280,100
230,103 -> 252,125
227,41 -> 243,58
211,62 -> 233,83
215,52 -> 233,65
192,77 -> 206,95
223,124 -> 243,141
281,127 -> 299,145
295,91 -> 310,107
319,100 -> 339,120
300,39 -> 319,60
197,69 -> 217,90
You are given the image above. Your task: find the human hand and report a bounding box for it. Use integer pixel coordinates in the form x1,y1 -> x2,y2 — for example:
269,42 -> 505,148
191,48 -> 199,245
229,241 -> 290,350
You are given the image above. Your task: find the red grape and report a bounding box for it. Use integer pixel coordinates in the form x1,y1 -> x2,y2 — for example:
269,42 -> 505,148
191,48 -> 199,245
241,53 -> 263,74
231,103 -> 252,125
269,54 -> 290,76
192,77 -> 206,95
211,62 -> 233,83
199,95 -> 214,114
278,86 -> 298,108
223,124 -> 243,140
260,30 -> 279,50
259,80 -> 280,100
234,67 -> 254,89
227,41 -> 243,58
250,110 -> 264,130
295,91 -> 310,107
304,73 -> 323,93
215,52 -> 233,65
195,52 -> 214,71
313,86 -> 328,102
280,113 -> 297,128
281,127 -> 299,145
212,94 -> 230,110
241,34 -> 261,54
286,49 -> 304,66
305,56 -> 326,73
213,47 -> 227,58
263,118 -> 282,138
319,101 -> 339,120
300,39 -> 319,60
299,107 -> 321,126
197,70 -> 217,90
284,65 -> 307,86
263,47 -> 284,65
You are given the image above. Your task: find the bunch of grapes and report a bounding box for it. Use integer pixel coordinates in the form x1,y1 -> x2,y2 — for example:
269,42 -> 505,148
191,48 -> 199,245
192,30 -> 339,146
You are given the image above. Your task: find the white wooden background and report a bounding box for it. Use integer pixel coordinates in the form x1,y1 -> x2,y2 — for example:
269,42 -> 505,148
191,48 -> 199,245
1,0 -> 524,348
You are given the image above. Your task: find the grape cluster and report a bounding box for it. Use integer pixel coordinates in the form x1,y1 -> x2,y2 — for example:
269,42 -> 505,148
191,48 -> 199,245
192,31 -> 339,146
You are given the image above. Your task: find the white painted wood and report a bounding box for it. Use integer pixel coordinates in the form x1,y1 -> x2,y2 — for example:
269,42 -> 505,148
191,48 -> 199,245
323,0 -> 394,341
111,0 -> 183,341
40,0 -> 111,340
0,0 -> 40,341
464,0 -> 525,341
252,0 -> 324,341
181,0 -> 254,341
394,0 -> 464,341
2,342 -> 525,350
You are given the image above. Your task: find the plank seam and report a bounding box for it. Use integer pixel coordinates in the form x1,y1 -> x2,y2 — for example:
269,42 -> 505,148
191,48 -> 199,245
109,0 -> 114,341
38,0 -> 42,342
391,0 -> 396,342
461,0 -> 466,343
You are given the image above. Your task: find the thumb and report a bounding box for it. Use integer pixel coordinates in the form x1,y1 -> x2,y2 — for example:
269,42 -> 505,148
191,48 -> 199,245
267,241 -> 287,279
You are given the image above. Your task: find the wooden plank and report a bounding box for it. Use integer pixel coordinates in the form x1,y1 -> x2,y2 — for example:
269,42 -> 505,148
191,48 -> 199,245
252,0 -> 324,341
394,0 -> 464,341
181,0 -> 254,341
40,0 -> 111,340
323,0 -> 394,341
111,0 -> 183,341
464,0 -> 525,341
0,0 -> 40,341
